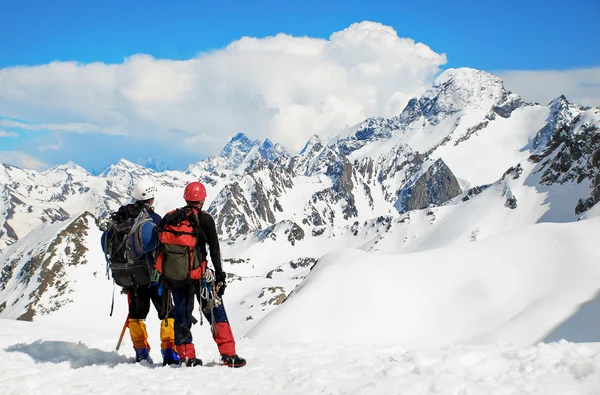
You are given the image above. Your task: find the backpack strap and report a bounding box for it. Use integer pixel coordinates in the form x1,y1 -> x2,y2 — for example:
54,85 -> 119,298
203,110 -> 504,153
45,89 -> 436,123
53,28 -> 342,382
129,209 -> 154,259
188,209 -> 208,250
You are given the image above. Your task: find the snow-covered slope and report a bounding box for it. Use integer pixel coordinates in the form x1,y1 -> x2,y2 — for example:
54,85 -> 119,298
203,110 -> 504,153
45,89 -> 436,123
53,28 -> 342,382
247,217 -> 600,346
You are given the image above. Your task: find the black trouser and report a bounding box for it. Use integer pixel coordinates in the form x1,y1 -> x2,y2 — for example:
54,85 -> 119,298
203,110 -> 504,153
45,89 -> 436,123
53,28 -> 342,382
128,283 -> 173,320
171,281 -> 230,346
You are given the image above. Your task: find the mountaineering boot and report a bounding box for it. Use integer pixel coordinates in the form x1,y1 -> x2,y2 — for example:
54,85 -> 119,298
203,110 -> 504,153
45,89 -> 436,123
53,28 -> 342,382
221,354 -> 246,368
161,348 -> 180,366
176,343 -> 202,367
181,357 -> 203,367
135,348 -> 153,364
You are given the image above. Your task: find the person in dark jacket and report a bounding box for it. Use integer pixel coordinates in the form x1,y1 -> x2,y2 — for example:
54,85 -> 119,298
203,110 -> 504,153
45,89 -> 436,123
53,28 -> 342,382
101,180 -> 180,366
167,181 -> 246,368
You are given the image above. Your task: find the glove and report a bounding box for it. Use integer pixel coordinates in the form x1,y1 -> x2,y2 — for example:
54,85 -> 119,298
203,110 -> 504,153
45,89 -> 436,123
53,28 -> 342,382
150,269 -> 160,287
215,271 -> 227,296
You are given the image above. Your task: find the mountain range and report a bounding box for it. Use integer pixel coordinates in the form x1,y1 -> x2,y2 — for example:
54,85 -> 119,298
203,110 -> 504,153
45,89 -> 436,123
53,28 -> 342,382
1,67 -> 600,348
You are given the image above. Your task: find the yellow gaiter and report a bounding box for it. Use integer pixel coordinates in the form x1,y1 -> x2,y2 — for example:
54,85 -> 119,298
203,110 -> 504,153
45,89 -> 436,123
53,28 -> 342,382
160,318 -> 175,350
128,319 -> 150,349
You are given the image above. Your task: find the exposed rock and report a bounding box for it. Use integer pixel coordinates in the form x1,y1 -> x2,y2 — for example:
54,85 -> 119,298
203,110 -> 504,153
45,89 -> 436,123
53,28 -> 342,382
395,159 -> 462,213
335,117 -> 398,156
461,184 -> 491,202
504,188 -> 518,209
258,286 -> 287,307
492,93 -> 529,118
10,212 -> 92,321
454,120 -> 489,146
209,183 -> 252,237
532,96 -> 589,150
285,223 -> 305,246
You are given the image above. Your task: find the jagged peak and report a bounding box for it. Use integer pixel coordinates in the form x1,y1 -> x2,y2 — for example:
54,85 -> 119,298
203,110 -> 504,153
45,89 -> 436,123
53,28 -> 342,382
547,94 -> 591,112
258,138 -> 290,162
135,157 -> 170,172
231,132 -> 250,142
115,158 -> 137,167
548,95 -> 570,109
428,68 -> 507,105
398,67 -> 510,123
300,135 -> 325,155
261,138 -> 274,148
219,132 -> 261,167
99,158 -> 149,178
547,95 -> 590,122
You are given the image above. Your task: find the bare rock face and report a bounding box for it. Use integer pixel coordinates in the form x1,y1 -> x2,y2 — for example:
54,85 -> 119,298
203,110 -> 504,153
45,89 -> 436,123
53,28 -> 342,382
395,159 -> 462,213
529,105 -> 600,215
208,158 -> 294,238
0,212 -> 93,321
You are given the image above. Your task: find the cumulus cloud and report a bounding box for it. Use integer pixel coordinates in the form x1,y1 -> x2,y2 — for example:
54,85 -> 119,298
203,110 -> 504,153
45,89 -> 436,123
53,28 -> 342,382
0,130 -> 18,137
0,21 -> 447,156
497,67 -> 600,107
0,151 -> 47,170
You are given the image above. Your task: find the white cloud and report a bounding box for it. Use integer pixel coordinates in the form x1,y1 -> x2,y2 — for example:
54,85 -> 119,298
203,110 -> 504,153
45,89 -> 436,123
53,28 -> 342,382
0,130 -> 18,137
38,139 -> 63,152
0,151 -> 47,170
0,119 -> 123,134
0,21 -> 447,155
496,68 -> 600,107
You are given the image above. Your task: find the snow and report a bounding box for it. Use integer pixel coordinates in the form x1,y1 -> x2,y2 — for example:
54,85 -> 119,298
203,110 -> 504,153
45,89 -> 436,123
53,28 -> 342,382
1,319 -> 600,395
430,105 -> 549,186
248,217 -> 600,347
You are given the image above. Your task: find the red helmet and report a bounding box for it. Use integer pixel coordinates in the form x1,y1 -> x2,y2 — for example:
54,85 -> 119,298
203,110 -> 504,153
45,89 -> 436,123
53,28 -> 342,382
184,181 -> 207,202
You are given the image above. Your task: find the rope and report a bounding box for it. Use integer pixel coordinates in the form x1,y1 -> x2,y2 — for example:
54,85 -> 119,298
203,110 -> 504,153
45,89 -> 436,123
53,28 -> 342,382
199,269 -> 218,337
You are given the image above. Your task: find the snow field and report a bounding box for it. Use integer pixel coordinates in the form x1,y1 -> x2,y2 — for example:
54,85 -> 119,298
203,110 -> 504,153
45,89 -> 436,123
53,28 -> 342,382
1,318 -> 600,395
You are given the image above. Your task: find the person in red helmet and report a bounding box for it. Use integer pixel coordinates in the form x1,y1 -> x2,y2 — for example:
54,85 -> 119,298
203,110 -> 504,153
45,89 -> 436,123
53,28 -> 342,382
157,181 -> 246,368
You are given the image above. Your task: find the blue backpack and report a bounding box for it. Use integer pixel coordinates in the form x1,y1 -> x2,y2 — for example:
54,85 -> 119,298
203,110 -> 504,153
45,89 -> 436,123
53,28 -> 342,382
101,204 -> 156,288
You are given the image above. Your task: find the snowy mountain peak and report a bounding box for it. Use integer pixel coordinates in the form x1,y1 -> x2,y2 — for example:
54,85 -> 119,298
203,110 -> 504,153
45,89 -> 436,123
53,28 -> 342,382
219,133 -> 261,169
98,158 -> 152,179
547,94 -> 590,114
532,94 -> 591,150
258,138 -> 290,161
434,67 -> 502,87
135,157 -> 170,172
549,94 -> 569,107
300,135 -> 325,155
294,134 -> 343,176
44,161 -> 90,177
390,68 -> 518,138
113,158 -> 141,170
231,132 -> 251,142
424,67 -> 507,113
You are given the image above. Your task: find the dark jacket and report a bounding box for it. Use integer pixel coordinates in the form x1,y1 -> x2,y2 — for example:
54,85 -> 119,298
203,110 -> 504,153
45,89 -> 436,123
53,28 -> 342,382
189,206 -> 223,275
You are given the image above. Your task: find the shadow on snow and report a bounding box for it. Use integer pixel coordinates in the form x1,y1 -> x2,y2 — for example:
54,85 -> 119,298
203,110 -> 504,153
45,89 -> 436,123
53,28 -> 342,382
5,340 -> 139,369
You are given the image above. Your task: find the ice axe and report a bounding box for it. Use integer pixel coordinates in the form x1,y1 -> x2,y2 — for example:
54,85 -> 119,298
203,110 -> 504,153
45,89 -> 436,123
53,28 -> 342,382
116,314 -> 129,351
116,290 -> 131,351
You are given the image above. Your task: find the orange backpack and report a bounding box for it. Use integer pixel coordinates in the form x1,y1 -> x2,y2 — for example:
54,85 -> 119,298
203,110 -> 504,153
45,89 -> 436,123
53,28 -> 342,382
155,207 -> 207,286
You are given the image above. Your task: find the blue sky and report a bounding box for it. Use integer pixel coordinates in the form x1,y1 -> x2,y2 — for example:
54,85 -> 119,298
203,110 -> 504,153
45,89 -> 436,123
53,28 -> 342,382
2,0 -> 599,70
0,0 -> 599,172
